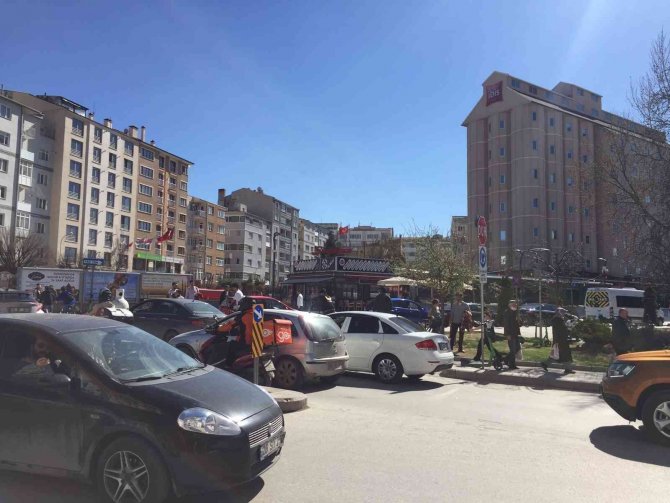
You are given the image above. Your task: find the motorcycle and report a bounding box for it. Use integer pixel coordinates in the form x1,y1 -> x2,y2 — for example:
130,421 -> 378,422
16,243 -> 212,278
92,288 -> 134,323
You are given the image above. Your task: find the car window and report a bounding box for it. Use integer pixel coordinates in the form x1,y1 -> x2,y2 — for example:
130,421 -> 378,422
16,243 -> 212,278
409,302 -> 422,310
304,315 -> 343,341
330,314 -> 347,327
381,321 -> 398,334
265,299 -> 282,310
388,316 -> 423,333
347,315 -> 381,334
132,301 -> 154,314
0,331 -> 72,387
393,300 -> 409,309
182,301 -> 224,318
155,301 -> 179,315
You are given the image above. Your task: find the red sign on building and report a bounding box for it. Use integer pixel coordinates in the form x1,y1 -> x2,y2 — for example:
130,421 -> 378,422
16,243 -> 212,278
485,81 -> 503,106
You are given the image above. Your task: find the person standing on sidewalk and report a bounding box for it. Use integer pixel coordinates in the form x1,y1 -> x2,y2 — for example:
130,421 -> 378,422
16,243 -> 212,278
474,310 -> 495,361
232,283 -> 245,310
504,300 -> 521,370
541,308 -> 574,374
449,293 -> 468,353
296,290 -> 304,310
612,308 -> 632,355
372,287 -> 393,313
185,280 -> 199,300
429,299 -> 443,333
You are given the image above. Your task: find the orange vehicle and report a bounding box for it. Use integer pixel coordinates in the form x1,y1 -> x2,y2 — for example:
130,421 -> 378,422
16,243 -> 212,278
601,350 -> 670,445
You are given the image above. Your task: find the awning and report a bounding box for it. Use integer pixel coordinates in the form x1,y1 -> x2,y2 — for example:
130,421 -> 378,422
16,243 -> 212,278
377,276 -> 418,287
281,276 -> 332,285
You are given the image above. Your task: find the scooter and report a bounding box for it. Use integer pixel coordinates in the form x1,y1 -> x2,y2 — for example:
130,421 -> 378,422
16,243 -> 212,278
93,289 -> 134,323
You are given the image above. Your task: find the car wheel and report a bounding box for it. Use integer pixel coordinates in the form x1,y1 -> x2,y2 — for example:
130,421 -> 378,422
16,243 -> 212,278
273,358 -> 305,390
642,390 -> 670,446
320,375 -> 340,385
163,329 -> 178,342
96,436 -> 171,503
407,374 -> 425,381
374,354 -> 403,384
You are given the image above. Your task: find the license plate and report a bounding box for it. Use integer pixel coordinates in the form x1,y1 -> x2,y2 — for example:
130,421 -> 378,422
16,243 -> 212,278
259,435 -> 282,461
438,342 -> 449,351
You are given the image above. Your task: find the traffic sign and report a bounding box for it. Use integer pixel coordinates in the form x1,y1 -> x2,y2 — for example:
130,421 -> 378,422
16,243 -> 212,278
82,258 -> 104,266
479,246 -> 487,272
479,272 -> 488,284
477,216 -> 487,246
251,304 -> 264,358
253,304 -> 264,323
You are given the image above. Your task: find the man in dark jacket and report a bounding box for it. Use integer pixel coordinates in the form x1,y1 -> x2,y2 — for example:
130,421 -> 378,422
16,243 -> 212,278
311,289 -> 335,315
504,300 -> 521,370
612,308 -> 632,355
541,308 -> 574,374
372,287 -> 393,313
40,286 -> 56,313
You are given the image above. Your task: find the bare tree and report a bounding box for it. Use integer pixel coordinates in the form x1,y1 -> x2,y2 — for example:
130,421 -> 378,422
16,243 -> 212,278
0,228 -> 49,274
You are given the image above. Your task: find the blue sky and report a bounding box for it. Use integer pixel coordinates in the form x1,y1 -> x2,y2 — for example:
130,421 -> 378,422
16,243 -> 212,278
1,0 -> 668,234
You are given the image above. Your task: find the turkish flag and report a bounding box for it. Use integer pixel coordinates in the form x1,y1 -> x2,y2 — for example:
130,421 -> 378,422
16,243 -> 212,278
157,227 -> 174,243
338,226 -> 349,236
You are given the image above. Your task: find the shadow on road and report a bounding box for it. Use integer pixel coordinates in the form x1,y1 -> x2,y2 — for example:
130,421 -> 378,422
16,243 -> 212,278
177,477 -> 264,502
328,372 -> 444,394
590,425 -> 670,467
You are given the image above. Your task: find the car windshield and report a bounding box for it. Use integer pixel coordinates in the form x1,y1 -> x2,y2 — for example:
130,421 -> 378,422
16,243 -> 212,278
61,325 -> 202,382
389,316 -> 424,333
182,301 -> 225,318
303,314 -> 343,341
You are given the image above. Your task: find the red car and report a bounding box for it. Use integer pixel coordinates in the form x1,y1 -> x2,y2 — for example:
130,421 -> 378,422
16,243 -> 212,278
220,295 -> 294,315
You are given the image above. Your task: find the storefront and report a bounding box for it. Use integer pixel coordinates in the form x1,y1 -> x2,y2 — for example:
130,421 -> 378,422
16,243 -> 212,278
282,256 -> 393,311
133,251 -> 184,274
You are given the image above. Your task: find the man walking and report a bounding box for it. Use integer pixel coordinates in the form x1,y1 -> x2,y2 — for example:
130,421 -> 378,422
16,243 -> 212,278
40,286 -> 56,313
372,287 -> 393,313
296,290 -> 304,310
449,293 -> 469,353
185,280 -> 199,300
168,282 -> 179,298
612,308 -> 632,355
504,300 -> 521,370
541,308 -> 574,374
232,283 -> 245,309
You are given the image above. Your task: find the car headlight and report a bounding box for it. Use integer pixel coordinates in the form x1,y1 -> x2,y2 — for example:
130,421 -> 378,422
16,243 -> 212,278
607,363 -> 636,378
177,407 -> 241,436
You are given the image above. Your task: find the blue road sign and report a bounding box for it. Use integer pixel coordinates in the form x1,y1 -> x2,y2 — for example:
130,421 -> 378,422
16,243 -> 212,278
479,246 -> 487,272
82,258 -> 104,266
253,304 -> 264,323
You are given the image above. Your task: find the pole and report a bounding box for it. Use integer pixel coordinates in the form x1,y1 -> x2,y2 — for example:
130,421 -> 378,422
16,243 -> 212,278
89,264 -> 95,311
538,276 -> 543,339
480,280 -> 485,369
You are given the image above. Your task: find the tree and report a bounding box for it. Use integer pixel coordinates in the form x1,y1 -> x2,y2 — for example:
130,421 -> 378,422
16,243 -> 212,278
403,225 -> 475,301
0,228 -> 49,274
596,32 -> 670,287
322,231 -> 339,251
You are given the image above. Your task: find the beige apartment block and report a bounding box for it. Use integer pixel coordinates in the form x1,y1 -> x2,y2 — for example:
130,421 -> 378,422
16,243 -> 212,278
186,194 -> 227,286
462,72 -> 663,278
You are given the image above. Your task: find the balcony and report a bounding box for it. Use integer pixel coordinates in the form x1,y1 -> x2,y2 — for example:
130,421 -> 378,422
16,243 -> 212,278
68,191 -> 81,200
66,212 -> 79,221
122,205 -> 131,212
121,226 -> 130,232
124,166 -> 133,175
108,163 -> 116,170
168,200 -> 175,208
93,134 -> 102,144
91,197 -> 99,205
104,240 -> 113,248
18,174 -> 32,187
71,127 -> 83,137
107,181 -> 116,189
70,149 -> 83,158
69,169 -> 82,179
91,175 -> 100,184
167,217 -> 175,225
157,197 -> 164,205
105,221 -> 113,229
110,141 -> 117,150
168,183 -> 177,191
87,239 -> 97,246
90,217 -> 98,225
93,154 -> 101,164
124,147 -> 133,156
65,234 -> 78,243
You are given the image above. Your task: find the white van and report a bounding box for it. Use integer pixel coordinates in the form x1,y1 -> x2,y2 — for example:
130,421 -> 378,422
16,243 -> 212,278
584,287 -> 646,321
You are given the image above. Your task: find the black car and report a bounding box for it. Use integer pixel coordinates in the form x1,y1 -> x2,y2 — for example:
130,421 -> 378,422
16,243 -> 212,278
131,298 -> 225,341
0,314 -> 284,502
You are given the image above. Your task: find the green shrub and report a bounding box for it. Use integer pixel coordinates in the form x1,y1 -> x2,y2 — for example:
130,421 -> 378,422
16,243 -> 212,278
572,319 -> 611,348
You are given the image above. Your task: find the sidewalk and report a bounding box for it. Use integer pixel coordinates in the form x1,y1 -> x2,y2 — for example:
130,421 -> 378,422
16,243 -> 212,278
440,362 -> 604,393
262,386 -> 308,413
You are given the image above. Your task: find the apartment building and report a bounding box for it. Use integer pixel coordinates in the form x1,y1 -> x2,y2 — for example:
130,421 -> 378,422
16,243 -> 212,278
223,188 -> 299,283
462,72 -> 662,277
0,92 -> 54,246
223,204 -> 271,282
298,219 -> 328,259
6,91 -> 192,272
345,226 -> 394,252
186,194 -> 227,285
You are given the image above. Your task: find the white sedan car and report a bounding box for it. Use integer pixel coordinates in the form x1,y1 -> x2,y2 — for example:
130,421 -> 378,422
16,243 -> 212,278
329,311 -> 454,383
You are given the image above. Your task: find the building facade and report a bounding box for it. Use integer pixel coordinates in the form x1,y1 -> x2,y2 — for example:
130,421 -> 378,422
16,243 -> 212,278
186,194 -> 227,285
223,205 -> 270,283
345,226 -> 394,254
462,72 -> 661,277
298,219 -> 328,259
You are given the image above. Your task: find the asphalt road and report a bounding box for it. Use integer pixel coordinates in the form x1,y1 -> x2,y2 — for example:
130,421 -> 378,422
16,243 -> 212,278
1,373 -> 669,502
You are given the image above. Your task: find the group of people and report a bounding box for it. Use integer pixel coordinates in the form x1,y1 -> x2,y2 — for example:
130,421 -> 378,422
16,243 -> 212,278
427,293 -> 474,353
33,283 -> 77,313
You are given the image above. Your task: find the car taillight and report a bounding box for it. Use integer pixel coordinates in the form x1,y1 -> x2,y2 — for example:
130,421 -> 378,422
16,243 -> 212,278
415,339 -> 437,350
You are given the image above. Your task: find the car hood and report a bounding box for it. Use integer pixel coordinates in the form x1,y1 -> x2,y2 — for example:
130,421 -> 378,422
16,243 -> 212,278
129,367 -> 277,422
616,350 -> 670,362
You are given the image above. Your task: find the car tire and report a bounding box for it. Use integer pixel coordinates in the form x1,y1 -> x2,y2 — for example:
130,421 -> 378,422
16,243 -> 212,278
642,390 -> 670,446
95,436 -> 171,503
163,329 -> 178,342
273,357 -> 305,390
320,375 -> 340,385
407,374 -> 424,381
374,354 -> 404,384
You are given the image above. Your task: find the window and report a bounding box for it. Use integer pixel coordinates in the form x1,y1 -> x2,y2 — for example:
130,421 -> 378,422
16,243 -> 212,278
178,247 -> 185,256
500,174 -> 505,184
68,181 -> 81,199
65,225 -> 79,242
178,230 -> 186,240
139,184 -> 153,196
0,213 -> 4,227
568,232 -> 575,242
581,127 -> 588,137
0,104 -> 11,119
105,232 -> 113,248
88,229 -> 98,245
532,140 -> 537,150
499,202 -> 506,212
499,147 -> 505,157
0,159 -> 7,173
36,222 -> 45,234
549,117 -> 554,127
567,176 -> 574,187
18,160 -> 31,180
38,150 -> 49,161
533,227 -> 539,237
566,122 -> 572,133
138,202 -> 152,214
36,198 -> 47,210
644,195 -> 652,204
121,215 -> 131,231
567,151 -> 573,159
500,230 -> 507,241
106,192 -> 115,208
582,154 -> 588,163
72,118 -> 84,136
488,122 -> 491,133
218,225 -> 225,234
71,139 -> 83,157
140,147 -> 154,160
591,108 -> 599,117
585,235 -> 591,244
216,241 -> 225,251
180,181 -> 188,191
107,172 -> 116,189
577,88 -> 584,96
124,140 -> 134,156
0,186 -> 5,199
550,201 -> 556,211
179,213 -> 187,224
533,168 -> 538,179
549,173 -> 556,183
123,159 -> 133,175
137,220 -> 151,232
532,111 -> 537,121
94,127 -> 102,143
179,197 -> 187,207
568,205 -> 574,214
551,230 -> 557,240
105,211 -> 114,228
16,211 -> 30,230
499,119 -> 505,129
532,198 -> 539,208
584,208 -> 590,217
122,196 -> 131,212
110,134 -> 117,149
93,147 -> 102,163
70,160 -> 82,178
122,177 -> 132,193
89,208 -> 98,224
207,222 -> 213,232
488,150 -> 491,160
159,156 -> 164,168
529,85 -> 538,95
91,187 -> 99,204
550,145 -> 555,155
0,131 -> 9,146
511,78 -> 520,88
140,166 -> 154,179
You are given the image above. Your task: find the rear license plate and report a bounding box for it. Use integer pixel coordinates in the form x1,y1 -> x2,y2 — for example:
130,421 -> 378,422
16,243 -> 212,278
259,435 -> 282,461
438,342 -> 449,351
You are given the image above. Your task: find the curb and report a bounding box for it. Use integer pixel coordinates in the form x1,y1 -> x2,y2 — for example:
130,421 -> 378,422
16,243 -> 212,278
262,387 -> 308,413
440,367 -> 602,393
454,356 -> 607,373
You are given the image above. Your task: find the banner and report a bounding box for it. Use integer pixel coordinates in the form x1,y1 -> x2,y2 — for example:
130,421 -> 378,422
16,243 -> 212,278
81,271 -> 141,304
18,267 -> 82,295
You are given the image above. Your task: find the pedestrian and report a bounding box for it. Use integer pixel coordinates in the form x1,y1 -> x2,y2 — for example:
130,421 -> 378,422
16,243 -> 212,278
170,289 -> 184,299
232,283 -> 245,309
449,293 -> 468,353
541,308 -> 574,374
612,308 -> 632,355
58,287 -> 77,313
428,299 -> 443,333
33,283 -> 43,301
219,285 -> 229,309
504,300 -> 521,370
474,310 -> 495,361
311,289 -> 335,314
168,282 -> 179,298
372,287 -> 393,313
40,286 -> 56,313
185,280 -> 199,300
643,286 -> 657,325
296,290 -> 304,310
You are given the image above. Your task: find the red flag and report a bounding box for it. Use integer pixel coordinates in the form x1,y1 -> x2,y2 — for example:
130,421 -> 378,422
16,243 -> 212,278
136,237 -> 153,245
338,226 -> 349,236
157,227 -> 174,243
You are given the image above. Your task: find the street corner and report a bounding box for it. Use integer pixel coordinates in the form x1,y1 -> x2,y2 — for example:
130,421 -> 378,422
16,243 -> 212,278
262,386 -> 308,413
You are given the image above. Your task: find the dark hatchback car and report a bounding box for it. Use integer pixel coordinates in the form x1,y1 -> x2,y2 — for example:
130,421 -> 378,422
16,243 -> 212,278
0,315 -> 284,502
131,298 -> 225,341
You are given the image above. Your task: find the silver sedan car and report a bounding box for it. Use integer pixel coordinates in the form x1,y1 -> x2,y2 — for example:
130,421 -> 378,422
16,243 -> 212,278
169,309 -> 349,389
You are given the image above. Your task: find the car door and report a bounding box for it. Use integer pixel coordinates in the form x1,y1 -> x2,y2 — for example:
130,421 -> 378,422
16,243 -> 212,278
151,301 -> 185,337
407,301 -> 425,322
0,326 -> 84,472
344,314 -> 384,371
391,299 -> 410,318
131,300 -> 158,335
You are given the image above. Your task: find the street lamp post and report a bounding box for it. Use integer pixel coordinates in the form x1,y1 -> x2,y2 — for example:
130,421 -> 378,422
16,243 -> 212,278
271,231 -> 280,298
528,248 -> 550,339
59,232 -> 75,267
